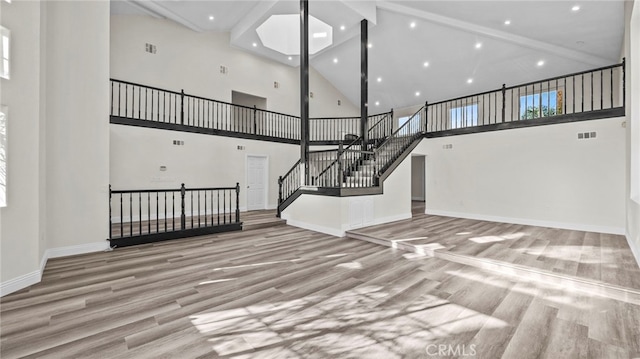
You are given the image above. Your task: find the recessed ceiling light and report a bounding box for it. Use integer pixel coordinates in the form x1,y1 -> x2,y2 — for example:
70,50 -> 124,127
504,20 -> 511,25
340,25 -> 345,31
209,15 -> 215,21
467,78 -> 473,84
537,60 -> 545,67
368,43 -> 372,49
377,77 -> 382,82
475,42 -> 482,49
375,101 -> 380,106
288,56 -> 292,60
410,22 -> 416,28
415,91 -> 420,96
252,42 -> 257,47
333,58 -> 338,64
572,5 -> 580,11
423,61 -> 429,67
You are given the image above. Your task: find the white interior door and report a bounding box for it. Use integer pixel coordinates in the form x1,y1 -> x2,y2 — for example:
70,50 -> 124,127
247,156 -> 267,211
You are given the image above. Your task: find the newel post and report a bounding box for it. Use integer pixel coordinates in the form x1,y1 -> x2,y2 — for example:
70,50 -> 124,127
501,84 -> 506,123
180,183 -> 186,229
235,182 -> 240,223
180,89 -> 185,125
277,176 -> 283,218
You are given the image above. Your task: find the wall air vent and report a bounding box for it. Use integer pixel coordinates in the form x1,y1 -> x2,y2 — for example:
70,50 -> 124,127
578,132 -> 597,140
220,65 -> 228,75
145,43 -> 157,54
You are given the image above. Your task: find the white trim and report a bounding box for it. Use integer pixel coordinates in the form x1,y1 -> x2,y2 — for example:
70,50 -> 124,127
411,196 -> 424,201
349,212 -> 412,231
426,209 -> 626,235
280,216 -> 345,237
1,241 -> 110,297
0,270 -> 41,297
46,241 -> 110,259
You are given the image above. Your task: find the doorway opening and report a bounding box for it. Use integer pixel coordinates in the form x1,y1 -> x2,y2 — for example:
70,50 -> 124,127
411,155 -> 426,216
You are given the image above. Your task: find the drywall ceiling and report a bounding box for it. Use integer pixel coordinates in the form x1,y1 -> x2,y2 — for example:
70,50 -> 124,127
110,0 -> 625,111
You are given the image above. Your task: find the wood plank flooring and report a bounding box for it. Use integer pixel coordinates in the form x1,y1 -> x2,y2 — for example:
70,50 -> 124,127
352,202 -> 640,291
1,221 -> 639,358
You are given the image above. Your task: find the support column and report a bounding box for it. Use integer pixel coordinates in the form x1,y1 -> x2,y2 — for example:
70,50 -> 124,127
300,0 -> 310,185
360,19 -> 368,148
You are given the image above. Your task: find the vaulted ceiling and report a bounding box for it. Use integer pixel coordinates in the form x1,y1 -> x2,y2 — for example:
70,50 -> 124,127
111,0 -> 625,111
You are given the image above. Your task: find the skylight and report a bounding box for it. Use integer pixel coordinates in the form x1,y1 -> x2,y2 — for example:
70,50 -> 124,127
256,14 -> 333,56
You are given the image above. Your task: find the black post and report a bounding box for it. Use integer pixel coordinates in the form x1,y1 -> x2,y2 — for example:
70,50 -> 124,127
180,183 -> 186,229
108,184 -> 112,240
390,108 -> 394,138
501,84 -> 506,123
277,176 -> 283,218
360,19 -> 369,149
235,182 -> 240,223
253,105 -> 258,134
424,102 -> 428,133
622,57 -> 626,109
300,0 -> 310,185
180,89 -> 185,125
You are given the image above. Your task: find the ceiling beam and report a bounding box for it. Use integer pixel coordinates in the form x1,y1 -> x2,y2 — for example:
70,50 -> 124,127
377,1 -> 613,67
129,0 -> 204,32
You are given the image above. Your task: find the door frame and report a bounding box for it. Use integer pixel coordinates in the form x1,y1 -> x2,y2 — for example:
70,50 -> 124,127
411,154 -> 426,202
245,154 -> 269,211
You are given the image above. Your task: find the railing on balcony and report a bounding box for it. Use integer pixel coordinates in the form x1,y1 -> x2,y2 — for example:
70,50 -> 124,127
109,183 -> 241,248
426,61 -> 625,133
110,79 -> 392,144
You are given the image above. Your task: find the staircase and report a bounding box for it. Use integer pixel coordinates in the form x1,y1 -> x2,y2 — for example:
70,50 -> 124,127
277,106 -> 426,216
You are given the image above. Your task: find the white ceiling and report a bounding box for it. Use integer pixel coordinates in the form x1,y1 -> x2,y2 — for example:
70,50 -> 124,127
110,0 -> 626,111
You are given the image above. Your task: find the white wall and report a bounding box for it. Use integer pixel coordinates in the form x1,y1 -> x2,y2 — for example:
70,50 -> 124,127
282,157 -> 412,237
45,1 -> 110,250
624,0 -> 640,264
110,125 -> 299,211
414,118 -> 626,234
110,15 -> 358,118
0,0 -> 43,284
0,1 -> 110,296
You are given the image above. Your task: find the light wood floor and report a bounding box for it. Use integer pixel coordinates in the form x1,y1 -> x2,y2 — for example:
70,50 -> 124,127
1,219 -> 639,358
355,202 -> 640,291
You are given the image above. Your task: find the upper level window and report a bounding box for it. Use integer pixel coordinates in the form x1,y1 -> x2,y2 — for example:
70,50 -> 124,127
520,90 -> 562,119
398,114 -> 421,136
450,104 -> 478,129
0,26 -> 9,80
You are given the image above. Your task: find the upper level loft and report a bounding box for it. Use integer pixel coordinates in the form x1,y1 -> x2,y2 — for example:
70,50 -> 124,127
110,60 -> 625,144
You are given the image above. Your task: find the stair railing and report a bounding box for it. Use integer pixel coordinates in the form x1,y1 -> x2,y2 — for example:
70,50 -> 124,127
374,105 -> 426,177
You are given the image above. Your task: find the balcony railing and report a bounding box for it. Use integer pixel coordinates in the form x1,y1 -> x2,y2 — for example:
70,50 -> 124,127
110,79 -> 392,144
109,183 -> 241,247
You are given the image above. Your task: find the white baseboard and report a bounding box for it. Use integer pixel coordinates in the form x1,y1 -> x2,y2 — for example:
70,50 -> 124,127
349,212 -> 413,231
426,209 -> 626,235
46,241 -> 110,259
0,270 -> 41,297
280,216 -> 345,237
1,241 -> 110,297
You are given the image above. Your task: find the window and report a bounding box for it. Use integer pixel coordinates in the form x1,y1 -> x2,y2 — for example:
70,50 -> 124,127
519,90 -> 562,119
0,26 -> 9,80
450,104 -> 478,129
0,106 -> 6,207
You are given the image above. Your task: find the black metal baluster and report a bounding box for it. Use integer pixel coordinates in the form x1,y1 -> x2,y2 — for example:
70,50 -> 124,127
235,183 -> 240,223
610,67 -> 614,108
138,193 -> 142,236
217,191 -> 220,225
109,185 -> 112,240
164,192 -> 167,232
198,190 -> 201,228
223,190 -> 226,224
204,190 -> 207,227
120,193 -> 123,239
573,76 -> 576,114
190,190 -> 194,228
581,74 -> 584,112
156,192 -> 159,233
590,72 -> 594,111
129,193 -> 133,237
110,82 -> 114,116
